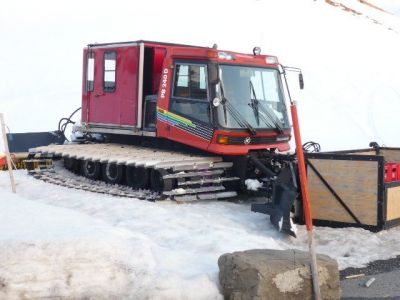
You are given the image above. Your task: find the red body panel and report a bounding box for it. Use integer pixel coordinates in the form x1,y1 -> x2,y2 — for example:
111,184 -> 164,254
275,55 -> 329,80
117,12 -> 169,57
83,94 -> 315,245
152,48 -> 167,94
82,46 -> 139,126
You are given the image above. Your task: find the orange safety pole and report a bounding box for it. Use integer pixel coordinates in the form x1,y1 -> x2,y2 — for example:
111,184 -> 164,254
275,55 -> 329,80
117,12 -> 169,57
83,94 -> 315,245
290,103 -> 321,299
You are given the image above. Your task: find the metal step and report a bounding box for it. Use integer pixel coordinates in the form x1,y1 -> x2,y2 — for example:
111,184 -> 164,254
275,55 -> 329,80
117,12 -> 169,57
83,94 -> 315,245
154,157 -> 222,170
197,191 -> 238,200
174,191 -> 237,202
177,176 -> 240,186
172,161 -> 233,172
162,169 -> 224,179
163,185 -> 225,196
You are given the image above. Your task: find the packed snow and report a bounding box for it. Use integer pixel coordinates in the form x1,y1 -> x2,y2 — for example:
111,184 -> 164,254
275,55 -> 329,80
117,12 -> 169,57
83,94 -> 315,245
2,171 -> 400,298
0,192 -> 141,299
245,179 -> 264,191
1,0 -> 400,298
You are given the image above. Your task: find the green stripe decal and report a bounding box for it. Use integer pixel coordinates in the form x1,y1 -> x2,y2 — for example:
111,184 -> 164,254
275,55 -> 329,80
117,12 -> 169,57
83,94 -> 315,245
157,108 -> 196,128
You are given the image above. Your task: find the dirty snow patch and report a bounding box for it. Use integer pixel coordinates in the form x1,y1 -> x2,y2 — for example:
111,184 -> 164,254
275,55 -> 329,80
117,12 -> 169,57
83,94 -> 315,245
0,192 -> 152,299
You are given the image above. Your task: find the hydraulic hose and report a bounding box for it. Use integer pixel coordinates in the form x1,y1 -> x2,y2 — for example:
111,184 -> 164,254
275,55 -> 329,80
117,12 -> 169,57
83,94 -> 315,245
248,153 -> 276,177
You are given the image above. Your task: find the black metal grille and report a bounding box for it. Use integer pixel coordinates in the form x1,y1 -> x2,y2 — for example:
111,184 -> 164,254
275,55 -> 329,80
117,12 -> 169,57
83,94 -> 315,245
228,136 -> 280,145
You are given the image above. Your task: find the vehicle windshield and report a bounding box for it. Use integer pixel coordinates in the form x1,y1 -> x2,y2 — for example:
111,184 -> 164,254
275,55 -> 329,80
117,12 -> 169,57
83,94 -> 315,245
217,65 -> 289,130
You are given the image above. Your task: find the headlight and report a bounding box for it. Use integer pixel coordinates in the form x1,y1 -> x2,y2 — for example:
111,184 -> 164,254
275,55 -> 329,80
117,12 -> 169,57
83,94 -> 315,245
276,135 -> 289,142
265,56 -> 278,64
218,52 -> 235,60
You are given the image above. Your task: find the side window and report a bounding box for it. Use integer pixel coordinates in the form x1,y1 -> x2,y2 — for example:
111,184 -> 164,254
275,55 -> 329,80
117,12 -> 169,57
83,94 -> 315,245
86,52 -> 95,92
173,64 -> 207,99
171,99 -> 210,123
104,51 -> 116,92
171,63 -> 209,124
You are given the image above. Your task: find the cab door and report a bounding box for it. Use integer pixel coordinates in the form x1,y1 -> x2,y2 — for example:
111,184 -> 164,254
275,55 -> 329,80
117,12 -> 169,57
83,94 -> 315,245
83,46 -> 140,127
166,61 -> 214,150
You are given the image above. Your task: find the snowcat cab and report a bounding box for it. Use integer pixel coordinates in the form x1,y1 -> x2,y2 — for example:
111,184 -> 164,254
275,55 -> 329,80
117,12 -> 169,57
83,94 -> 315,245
81,41 -> 291,156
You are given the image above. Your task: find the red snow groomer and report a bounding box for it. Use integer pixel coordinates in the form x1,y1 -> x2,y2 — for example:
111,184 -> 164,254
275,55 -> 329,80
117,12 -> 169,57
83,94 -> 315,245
23,40 -> 306,236
81,41 -> 292,155
11,40 -> 399,235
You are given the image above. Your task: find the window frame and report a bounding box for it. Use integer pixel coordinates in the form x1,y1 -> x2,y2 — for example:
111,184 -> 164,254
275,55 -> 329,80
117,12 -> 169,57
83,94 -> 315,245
169,61 -> 211,125
103,51 -> 117,93
214,63 -> 291,131
171,61 -> 209,101
86,51 -> 95,92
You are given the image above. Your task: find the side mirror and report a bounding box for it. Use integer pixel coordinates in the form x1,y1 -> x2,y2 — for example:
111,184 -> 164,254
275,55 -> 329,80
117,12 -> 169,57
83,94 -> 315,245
299,73 -> 304,90
209,61 -> 220,85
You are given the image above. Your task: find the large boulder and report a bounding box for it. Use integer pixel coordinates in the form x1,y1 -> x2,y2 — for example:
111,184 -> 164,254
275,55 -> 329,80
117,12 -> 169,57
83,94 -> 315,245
218,249 -> 339,300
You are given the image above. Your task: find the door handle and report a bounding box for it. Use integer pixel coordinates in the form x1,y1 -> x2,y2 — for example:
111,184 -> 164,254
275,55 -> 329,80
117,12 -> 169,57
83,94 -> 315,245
94,92 -> 104,97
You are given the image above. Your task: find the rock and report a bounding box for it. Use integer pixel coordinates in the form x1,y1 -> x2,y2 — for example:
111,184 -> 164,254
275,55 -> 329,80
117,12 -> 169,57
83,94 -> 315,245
218,249 -> 339,300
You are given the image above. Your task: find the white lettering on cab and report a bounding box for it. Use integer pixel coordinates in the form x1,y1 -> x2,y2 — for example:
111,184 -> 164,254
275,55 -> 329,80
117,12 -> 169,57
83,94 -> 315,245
160,68 -> 168,98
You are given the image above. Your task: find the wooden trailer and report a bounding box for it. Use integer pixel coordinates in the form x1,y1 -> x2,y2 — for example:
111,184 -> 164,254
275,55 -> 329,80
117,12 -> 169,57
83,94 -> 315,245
306,147 -> 400,231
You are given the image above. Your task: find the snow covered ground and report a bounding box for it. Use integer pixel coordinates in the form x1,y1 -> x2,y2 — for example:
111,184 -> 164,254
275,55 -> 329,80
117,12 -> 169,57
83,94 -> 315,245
0,191 -> 139,299
2,170 -> 400,298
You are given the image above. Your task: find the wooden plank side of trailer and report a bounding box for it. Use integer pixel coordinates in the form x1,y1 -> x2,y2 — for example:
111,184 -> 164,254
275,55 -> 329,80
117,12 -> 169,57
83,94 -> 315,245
380,149 -> 400,163
308,159 -> 378,226
386,186 -> 400,221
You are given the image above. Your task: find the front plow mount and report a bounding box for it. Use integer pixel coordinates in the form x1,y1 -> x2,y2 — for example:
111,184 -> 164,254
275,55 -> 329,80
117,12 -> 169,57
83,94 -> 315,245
251,182 -> 298,237
248,154 -> 301,237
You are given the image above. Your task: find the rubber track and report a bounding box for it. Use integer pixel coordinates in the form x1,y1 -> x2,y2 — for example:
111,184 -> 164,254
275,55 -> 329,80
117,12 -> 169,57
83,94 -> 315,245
28,143 -> 239,201
29,168 -> 160,201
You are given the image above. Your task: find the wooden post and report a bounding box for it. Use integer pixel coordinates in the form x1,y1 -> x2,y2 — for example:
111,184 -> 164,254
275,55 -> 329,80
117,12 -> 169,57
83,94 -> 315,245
0,113 -> 16,193
290,103 -> 321,300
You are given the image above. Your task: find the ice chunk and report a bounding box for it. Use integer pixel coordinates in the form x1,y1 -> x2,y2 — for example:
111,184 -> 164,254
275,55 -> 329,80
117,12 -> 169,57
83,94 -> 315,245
245,179 -> 263,191
172,188 -> 186,194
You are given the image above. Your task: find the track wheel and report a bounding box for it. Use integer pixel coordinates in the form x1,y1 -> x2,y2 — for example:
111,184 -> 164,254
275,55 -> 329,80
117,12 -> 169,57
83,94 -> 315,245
102,163 -> 125,184
81,160 -> 101,180
64,157 -> 80,173
150,168 -> 175,192
126,166 -> 149,189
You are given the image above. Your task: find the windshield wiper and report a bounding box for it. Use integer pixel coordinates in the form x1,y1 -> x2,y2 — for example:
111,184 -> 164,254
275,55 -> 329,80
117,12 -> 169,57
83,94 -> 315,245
249,81 -> 284,134
220,82 -> 257,135
249,82 -> 260,126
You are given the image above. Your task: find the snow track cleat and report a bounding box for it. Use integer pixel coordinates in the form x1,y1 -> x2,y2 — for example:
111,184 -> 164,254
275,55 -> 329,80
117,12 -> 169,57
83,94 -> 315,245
29,167 -> 159,200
